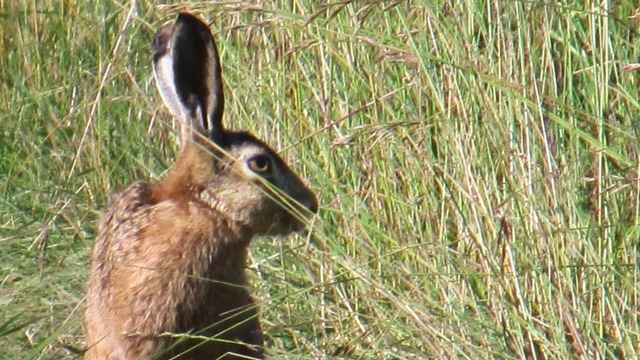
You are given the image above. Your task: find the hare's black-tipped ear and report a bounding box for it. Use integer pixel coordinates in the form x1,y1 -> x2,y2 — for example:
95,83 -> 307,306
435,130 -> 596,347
153,12 -> 225,143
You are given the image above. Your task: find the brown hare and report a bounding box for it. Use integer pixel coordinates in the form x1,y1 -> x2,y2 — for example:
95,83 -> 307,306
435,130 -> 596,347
84,12 -> 318,360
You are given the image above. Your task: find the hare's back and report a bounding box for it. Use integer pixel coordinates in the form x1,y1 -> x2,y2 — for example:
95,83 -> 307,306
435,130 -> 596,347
86,182 -> 156,358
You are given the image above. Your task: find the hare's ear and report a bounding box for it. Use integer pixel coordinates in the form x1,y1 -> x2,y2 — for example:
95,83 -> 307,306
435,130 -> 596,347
153,13 -> 224,144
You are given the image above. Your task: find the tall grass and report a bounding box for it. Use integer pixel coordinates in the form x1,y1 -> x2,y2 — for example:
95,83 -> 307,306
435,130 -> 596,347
1,0 -> 640,358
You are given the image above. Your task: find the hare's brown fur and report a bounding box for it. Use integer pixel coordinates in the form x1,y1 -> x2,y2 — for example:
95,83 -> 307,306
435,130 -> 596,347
84,13 -> 317,360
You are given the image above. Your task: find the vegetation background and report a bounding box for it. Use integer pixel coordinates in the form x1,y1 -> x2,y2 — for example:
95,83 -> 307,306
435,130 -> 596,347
2,0 -> 640,358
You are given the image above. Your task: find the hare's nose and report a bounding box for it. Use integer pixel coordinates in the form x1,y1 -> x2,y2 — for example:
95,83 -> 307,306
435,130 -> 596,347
308,195 -> 319,214
302,192 -> 318,214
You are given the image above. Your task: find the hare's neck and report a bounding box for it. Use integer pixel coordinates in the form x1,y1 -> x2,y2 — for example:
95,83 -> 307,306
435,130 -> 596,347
184,205 -> 253,285
202,232 -> 250,284
174,224 -> 254,333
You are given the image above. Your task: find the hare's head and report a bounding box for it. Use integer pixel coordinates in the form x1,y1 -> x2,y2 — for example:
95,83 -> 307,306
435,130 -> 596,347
153,13 -> 317,236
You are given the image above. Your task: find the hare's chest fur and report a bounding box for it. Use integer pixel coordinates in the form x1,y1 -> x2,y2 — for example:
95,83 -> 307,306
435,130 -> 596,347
86,182 -> 261,359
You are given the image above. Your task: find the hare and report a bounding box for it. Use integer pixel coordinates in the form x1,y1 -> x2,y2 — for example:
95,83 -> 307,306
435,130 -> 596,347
84,12 -> 318,360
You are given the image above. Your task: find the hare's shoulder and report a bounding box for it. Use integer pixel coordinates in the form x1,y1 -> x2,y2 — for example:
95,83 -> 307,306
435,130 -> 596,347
105,182 -> 155,220
97,182 -> 215,253
94,182 -> 155,254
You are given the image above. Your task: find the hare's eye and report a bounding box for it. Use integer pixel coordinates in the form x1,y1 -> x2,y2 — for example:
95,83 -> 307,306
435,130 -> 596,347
247,155 -> 272,174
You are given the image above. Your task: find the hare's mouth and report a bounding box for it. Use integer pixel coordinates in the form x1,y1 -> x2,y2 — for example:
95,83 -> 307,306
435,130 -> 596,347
263,210 -> 310,236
